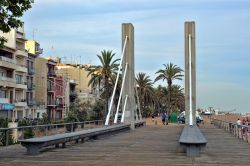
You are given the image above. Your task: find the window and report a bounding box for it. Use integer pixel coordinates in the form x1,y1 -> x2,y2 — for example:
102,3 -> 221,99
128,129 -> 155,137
15,75 -> 22,84
0,90 -> 7,98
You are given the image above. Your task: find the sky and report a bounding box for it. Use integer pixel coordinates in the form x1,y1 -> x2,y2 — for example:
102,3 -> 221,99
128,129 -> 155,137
22,0 -> 250,113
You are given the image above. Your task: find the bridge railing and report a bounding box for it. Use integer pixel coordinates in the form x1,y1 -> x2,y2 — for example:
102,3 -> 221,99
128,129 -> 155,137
0,120 -> 108,146
212,119 -> 250,143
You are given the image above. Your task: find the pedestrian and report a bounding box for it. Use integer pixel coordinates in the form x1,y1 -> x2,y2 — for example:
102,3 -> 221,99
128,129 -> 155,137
161,113 -> 166,125
236,118 -> 241,126
242,118 -> 247,135
151,114 -> 155,122
246,117 -> 249,126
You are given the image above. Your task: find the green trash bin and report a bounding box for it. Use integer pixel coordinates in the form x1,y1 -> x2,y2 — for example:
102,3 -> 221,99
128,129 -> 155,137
170,112 -> 177,123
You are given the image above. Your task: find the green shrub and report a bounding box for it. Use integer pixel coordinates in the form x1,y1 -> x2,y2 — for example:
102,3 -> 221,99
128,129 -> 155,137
18,119 -> 34,139
0,118 -> 13,146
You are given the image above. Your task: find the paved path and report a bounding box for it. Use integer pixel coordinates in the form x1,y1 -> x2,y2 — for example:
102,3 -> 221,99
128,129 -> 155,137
0,123 -> 249,166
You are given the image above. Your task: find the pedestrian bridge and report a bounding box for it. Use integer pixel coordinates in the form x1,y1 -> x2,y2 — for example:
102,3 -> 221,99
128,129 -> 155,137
0,120 -> 249,166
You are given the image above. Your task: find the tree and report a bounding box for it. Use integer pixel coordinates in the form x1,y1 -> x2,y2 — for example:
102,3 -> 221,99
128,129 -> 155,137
87,50 -> 120,117
0,0 -> 33,48
170,85 -> 185,112
0,118 -> 13,145
136,72 -> 155,117
154,85 -> 168,113
155,63 -> 183,113
67,99 -> 89,122
92,99 -> 105,120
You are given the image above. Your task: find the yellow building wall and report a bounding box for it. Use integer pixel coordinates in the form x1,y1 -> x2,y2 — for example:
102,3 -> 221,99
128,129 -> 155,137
25,40 -> 35,54
34,57 -> 48,107
56,66 -> 91,94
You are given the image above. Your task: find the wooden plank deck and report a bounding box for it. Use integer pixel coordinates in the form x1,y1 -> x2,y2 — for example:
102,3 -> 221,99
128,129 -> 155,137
0,123 -> 249,166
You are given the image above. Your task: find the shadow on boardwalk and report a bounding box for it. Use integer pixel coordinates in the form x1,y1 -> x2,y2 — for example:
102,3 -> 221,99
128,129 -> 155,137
0,123 -> 249,166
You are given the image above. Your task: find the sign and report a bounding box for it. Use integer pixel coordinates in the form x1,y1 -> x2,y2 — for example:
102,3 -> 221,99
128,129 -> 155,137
0,103 -> 15,110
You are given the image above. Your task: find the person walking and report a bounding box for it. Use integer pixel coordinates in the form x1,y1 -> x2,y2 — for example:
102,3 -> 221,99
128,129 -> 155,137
161,112 -> 167,125
236,118 -> 241,126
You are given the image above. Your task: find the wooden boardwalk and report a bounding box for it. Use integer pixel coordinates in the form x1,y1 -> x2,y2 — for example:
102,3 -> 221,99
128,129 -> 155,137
0,123 -> 249,166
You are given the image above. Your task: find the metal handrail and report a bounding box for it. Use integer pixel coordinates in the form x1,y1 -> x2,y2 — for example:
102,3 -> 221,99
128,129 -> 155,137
0,120 -> 107,146
212,118 -> 250,143
0,120 -> 104,131
212,119 -> 250,130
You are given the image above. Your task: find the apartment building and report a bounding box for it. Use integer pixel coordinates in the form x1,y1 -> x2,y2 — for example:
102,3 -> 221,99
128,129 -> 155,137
56,64 -> 95,103
35,57 -> 66,120
47,59 -> 57,120
25,40 -> 43,119
0,25 -> 28,121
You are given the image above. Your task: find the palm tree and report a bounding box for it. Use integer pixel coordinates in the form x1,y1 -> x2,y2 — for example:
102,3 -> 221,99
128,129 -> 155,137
170,85 -> 185,112
87,50 -> 120,116
136,72 -> 155,117
154,85 -> 168,113
155,63 -> 183,113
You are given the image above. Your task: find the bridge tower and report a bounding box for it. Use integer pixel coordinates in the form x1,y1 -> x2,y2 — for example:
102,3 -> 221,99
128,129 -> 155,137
185,21 -> 196,125
122,23 -> 136,130
105,23 -> 141,129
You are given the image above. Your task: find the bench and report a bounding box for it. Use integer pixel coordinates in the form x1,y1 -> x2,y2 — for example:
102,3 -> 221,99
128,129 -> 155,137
19,123 -> 130,155
135,120 -> 146,128
179,125 -> 207,157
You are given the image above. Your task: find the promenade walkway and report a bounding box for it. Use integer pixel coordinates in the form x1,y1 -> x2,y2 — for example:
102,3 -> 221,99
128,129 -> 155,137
0,122 -> 249,166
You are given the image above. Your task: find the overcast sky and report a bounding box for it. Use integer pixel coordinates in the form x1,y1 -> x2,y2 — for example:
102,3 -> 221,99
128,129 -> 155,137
23,0 -> 250,113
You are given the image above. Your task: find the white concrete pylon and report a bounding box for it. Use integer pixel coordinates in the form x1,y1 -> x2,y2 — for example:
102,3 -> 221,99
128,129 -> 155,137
185,22 -> 196,126
122,23 -> 136,130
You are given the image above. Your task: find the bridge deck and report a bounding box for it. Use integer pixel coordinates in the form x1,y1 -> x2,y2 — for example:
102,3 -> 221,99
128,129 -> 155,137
0,123 -> 249,166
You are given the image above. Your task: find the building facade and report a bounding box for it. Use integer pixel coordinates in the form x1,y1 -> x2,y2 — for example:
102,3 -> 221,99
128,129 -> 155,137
35,57 -> 67,120
34,57 -> 48,119
25,40 -> 43,119
55,75 -> 64,119
0,25 -> 28,121
56,64 -> 95,103
47,59 -> 57,120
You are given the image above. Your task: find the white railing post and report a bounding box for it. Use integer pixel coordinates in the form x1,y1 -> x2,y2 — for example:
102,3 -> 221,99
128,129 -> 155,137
114,63 -> 128,124
105,36 -> 128,126
121,95 -> 128,123
188,34 -> 193,126
135,84 -> 142,120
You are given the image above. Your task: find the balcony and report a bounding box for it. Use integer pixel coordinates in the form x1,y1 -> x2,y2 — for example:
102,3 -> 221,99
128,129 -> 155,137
35,47 -> 43,55
27,100 -> 36,106
16,49 -> 28,57
15,99 -> 27,107
0,56 -> 17,69
16,26 -> 26,40
56,103 -> 64,108
0,98 -> 9,103
28,68 -> 35,75
16,80 -> 27,89
16,65 -> 27,73
27,83 -> 35,90
47,100 -> 56,107
0,76 -> 16,87
47,71 -> 56,78
47,84 -> 55,92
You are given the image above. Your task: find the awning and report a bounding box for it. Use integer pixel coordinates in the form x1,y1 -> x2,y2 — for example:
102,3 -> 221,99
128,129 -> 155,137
0,103 -> 15,110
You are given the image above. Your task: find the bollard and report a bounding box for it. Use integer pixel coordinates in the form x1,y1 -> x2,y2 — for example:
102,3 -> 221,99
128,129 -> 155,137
71,124 -> 73,132
5,130 -> 9,146
45,126 -> 48,136
238,128 -> 242,139
247,132 -> 250,143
